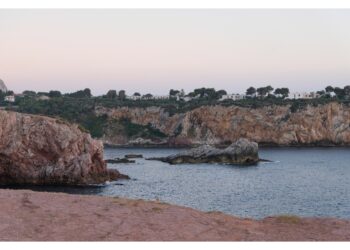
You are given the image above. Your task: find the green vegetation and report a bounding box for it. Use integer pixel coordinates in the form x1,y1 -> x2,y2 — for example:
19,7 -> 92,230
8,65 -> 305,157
274,87 -> 289,98
118,118 -> 166,138
3,84 -> 350,139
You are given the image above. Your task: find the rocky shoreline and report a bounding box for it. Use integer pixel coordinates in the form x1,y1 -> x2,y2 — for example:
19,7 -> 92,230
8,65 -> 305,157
0,189 -> 348,241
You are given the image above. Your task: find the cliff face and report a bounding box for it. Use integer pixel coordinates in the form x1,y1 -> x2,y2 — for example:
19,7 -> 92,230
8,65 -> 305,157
95,102 -> 350,146
0,110 -> 124,185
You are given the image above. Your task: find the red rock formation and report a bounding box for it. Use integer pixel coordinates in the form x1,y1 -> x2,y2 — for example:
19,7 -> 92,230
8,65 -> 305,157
95,102 -> 350,146
0,111 -> 126,185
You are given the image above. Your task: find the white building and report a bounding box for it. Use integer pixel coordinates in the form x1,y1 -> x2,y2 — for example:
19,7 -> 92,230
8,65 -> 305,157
176,95 -> 192,102
4,95 -> 15,102
152,95 -> 169,100
220,93 -> 246,101
127,94 -> 169,100
126,95 -> 141,100
287,92 -> 313,99
37,95 -> 50,101
327,92 -> 336,98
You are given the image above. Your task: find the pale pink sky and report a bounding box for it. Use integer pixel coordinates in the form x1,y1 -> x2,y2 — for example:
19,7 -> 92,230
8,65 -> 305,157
1,9 -> 350,95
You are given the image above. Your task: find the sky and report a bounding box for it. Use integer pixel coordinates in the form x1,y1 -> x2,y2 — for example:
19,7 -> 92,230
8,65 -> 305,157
1,9 -> 350,96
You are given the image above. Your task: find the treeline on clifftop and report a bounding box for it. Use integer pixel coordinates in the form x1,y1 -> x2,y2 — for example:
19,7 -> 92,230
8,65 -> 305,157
4,86 -> 350,138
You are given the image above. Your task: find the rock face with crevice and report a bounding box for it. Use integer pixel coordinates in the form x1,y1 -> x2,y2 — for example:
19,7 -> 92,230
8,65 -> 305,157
148,138 -> 259,165
0,110 -> 126,185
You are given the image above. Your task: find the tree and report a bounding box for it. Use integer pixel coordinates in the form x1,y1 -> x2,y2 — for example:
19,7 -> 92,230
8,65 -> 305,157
274,88 -> 289,99
118,90 -> 126,100
325,86 -> 334,93
216,89 -> 227,99
48,90 -> 62,98
169,89 -> 180,96
192,88 -> 217,99
142,93 -> 153,99
246,87 -> 256,96
106,90 -> 117,99
317,90 -> 325,96
257,87 -> 268,98
37,92 -> 49,96
334,87 -> 345,99
266,85 -> 274,94
67,88 -> 92,98
83,88 -> 92,98
180,89 -> 185,97
256,85 -> 274,98
344,86 -> 350,97
133,92 -> 141,96
22,90 -> 36,97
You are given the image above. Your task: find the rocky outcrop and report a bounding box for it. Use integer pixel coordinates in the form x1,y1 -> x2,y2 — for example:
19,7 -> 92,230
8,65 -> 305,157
95,102 -> 350,146
148,138 -> 259,165
0,110 -> 126,185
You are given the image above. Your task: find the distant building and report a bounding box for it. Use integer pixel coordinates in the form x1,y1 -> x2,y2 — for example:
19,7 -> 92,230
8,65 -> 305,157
126,95 -> 141,100
328,92 -> 336,98
127,94 -> 170,100
220,94 -> 246,101
37,95 -> 50,101
309,92 -> 321,99
287,92 -> 314,99
176,95 -> 192,102
0,79 -> 8,93
4,95 -> 15,102
152,95 -> 169,100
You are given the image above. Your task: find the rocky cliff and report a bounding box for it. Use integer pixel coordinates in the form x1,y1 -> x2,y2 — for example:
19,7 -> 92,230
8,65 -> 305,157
95,102 -> 350,146
0,110 -> 125,185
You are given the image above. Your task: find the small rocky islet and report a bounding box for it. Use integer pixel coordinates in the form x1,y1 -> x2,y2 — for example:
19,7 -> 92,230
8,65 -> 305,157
147,138 -> 260,165
105,154 -> 143,164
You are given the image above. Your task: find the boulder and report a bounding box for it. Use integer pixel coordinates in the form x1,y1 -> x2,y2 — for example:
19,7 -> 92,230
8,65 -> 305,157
148,138 -> 259,165
0,111 -> 127,185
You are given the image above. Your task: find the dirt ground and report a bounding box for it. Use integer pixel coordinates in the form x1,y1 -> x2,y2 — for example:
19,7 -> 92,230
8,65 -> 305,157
0,189 -> 349,241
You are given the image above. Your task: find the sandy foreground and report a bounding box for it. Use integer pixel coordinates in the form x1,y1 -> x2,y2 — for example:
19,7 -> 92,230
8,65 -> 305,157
0,189 -> 349,241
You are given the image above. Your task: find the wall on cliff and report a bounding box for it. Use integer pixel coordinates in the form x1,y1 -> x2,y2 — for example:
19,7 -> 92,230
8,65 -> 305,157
95,102 -> 350,146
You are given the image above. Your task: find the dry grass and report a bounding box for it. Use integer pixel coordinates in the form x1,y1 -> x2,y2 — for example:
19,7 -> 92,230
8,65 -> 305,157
151,207 -> 163,212
276,215 -> 301,224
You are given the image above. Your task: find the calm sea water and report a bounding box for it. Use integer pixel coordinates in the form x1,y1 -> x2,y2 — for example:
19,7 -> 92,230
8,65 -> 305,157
11,147 -> 350,219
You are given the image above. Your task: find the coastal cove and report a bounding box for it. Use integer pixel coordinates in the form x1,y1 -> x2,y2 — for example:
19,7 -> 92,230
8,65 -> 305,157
8,146 -> 350,220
